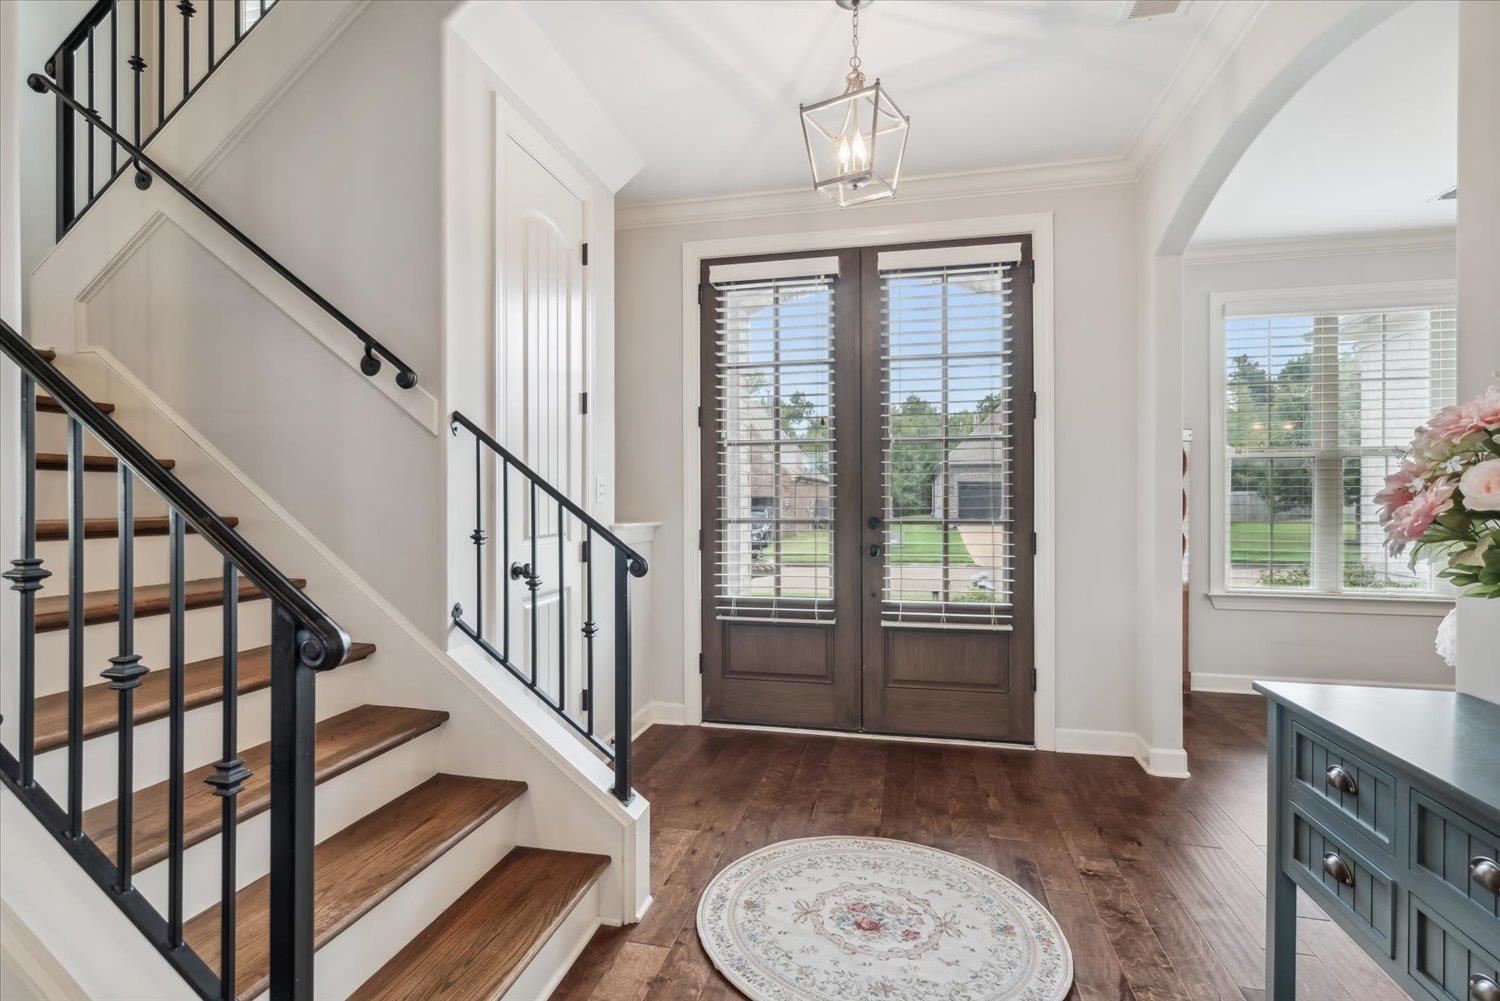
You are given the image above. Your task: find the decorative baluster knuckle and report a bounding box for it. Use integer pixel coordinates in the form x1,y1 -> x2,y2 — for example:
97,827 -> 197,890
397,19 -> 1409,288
176,0 -> 195,15
4,557 -> 51,592
581,620 -> 599,638
127,54 -> 146,72
205,757 -> 253,799
470,528 -> 487,547
102,653 -> 148,690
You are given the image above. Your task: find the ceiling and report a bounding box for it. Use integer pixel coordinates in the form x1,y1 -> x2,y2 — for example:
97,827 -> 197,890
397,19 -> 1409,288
1191,0 -> 1457,246
521,0 -> 1224,205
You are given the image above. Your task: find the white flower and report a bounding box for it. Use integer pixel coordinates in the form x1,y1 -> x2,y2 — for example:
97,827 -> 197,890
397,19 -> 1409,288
1436,608 -> 1459,668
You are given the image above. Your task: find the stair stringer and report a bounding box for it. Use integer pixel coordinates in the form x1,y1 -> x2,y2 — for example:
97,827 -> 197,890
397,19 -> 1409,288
16,349 -> 652,995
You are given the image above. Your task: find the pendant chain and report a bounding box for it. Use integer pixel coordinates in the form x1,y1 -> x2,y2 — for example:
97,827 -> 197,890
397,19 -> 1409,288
849,4 -> 862,74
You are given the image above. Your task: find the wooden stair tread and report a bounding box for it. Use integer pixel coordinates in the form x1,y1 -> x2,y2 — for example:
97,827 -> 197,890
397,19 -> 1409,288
83,705 -> 447,871
185,774 -> 528,1000
349,847 -> 609,1001
37,452 -> 176,471
33,575 -> 304,633
37,395 -> 114,414
36,515 -> 239,540
32,642 -> 376,754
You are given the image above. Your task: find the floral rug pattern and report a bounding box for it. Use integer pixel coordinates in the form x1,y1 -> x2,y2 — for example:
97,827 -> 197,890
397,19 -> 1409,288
697,837 -> 1073,1001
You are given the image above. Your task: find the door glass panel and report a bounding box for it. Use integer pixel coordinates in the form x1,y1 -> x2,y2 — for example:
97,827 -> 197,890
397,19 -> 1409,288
879,259 -> 1015,627
711,265 -> 838,622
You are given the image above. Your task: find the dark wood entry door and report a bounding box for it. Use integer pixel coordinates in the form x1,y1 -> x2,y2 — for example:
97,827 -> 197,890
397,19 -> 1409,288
700,238 -> 1035,742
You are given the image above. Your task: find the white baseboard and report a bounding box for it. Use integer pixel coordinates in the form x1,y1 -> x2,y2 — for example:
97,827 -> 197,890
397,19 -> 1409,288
0,902 -> 88,1001
632,701 -> 687,738
1134,738 -> 1191,779
1053,727 -> 1138,757
1190,672 -> 1453,695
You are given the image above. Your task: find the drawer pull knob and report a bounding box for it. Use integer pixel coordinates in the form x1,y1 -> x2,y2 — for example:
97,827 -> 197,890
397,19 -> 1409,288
1324,764 -> 1358,796
1470,975 -> 1500,1001
1321,852 -> 1355,887
1470,857 -> 1500,894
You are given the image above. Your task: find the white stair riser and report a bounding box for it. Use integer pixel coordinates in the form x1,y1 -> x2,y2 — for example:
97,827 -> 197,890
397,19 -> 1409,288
312,806 -> 522,1001
30,600 -> 275,697
131,729 -> 443,919
36,469 -> 172,520
27,664 -> 371,811
36,535 -> 225,595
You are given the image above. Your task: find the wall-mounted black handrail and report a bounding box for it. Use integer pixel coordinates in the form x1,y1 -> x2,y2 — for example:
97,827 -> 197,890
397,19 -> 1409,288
0,321 -> 350,669
27,71 -> 419,392
449,410 -> 645,803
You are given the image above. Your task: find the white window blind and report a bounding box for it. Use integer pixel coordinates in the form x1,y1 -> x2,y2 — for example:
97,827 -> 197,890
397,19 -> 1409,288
879,253 -> 1017,628
710,260 -> 838,622
1220,301 -> 1457,596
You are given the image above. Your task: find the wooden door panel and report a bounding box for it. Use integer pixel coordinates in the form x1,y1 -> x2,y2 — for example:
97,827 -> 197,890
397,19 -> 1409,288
883,629 -> 1009,691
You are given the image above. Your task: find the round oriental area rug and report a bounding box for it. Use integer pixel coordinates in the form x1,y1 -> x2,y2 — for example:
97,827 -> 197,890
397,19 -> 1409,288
696,836 -> 1073,1001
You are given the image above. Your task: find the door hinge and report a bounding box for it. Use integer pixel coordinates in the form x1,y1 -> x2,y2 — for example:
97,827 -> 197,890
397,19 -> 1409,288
582,689 -> 592,712
580,391 -> 589,415
699,652 -> 705,674
698,529 -> 703,551
1030,391 -> 1037,420
697,404 -> 703,428
1028,259 -> 1036,284
1030,667 -> 1037,691
582,242 -> 589,266
698,282 -> 704,306
1031,531 -> 1038,556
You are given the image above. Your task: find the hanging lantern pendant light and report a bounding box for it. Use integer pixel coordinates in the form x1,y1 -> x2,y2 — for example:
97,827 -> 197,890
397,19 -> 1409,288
800,0 -> 909,207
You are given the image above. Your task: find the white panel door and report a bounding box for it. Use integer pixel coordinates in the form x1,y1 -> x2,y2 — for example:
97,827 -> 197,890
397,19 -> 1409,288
499,134 -> 587,717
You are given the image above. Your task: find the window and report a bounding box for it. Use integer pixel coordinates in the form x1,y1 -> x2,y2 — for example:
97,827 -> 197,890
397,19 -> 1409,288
1211,284 -> 1457,602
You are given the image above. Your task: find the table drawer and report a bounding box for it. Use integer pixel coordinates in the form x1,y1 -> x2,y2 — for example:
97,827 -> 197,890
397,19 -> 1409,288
1414,791 -> 1500,927
1409,894 -> 1500,1001
1291,720 -> 1396,851
1290,805 -> 1397,956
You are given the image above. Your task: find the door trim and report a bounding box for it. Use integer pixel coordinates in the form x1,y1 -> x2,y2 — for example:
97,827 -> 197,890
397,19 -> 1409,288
678,212 -> 1058,750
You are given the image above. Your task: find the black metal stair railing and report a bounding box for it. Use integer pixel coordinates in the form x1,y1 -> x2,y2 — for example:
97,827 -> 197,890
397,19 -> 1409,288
0,319 -> 349,1001
449,411 -> 648,803
34,0 -> 418,391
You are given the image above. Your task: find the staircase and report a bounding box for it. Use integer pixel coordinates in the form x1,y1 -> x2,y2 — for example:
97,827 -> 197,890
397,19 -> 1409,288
3,326 -> 615,999
3,1 -> 648,997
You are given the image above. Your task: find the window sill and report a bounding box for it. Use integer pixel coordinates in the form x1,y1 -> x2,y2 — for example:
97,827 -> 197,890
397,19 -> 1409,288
1205,591 -> 1454,616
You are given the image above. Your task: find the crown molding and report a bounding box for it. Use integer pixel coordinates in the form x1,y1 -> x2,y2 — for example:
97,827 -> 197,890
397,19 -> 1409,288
616,0 -> 1268,232
1184,227 -> 1457,264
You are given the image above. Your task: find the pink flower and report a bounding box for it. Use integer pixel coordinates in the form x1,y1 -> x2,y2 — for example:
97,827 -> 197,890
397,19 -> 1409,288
1375,459 -> 1425,521
901,929 -> 921,941
1384,480 -> 1457,555
1459,458 -> 1500,513
854,917 -> 882,933
848,902 -> 868,913
1425,385 -> 1500,442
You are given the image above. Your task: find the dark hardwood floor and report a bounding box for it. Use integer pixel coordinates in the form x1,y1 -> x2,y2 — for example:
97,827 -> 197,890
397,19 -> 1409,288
551,693 -> 1405,1001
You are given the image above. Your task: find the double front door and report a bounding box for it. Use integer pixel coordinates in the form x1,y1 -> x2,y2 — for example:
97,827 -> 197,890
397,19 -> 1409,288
699,237 -> 1036,742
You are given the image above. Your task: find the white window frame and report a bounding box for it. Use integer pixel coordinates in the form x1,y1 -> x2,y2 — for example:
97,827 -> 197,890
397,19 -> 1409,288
1206,279 -> 1457,616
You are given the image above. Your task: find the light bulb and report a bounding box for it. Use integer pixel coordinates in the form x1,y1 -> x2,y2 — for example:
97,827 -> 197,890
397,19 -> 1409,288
836,129 -> 868,175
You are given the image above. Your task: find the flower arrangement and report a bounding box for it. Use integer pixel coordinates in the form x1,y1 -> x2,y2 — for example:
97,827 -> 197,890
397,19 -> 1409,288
1377,382 -> 1500,597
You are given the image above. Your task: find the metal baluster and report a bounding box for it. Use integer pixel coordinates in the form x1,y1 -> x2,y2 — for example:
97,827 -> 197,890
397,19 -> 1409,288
502,461 -> 510,662
157,1 -> 165,126
109,2 -> 118,173
557,502 -> 565,712
583,527 -> 595,735
234,0 -> 241,42
258,0 -> 264,18
205,562 -> 250,1001
66,418 -> 85,838
102,468 -> 147,890
472,435 -> 484,640
206,0 -> 214,67
129,0 -> 144,178
53,44 -> 76,237
85,29 -> 94,200
178,2 -> 193,103
167,509 -> 186,946
3,375 -> 50,788
268,603 -> 315,1000
612,551 -> 632,802
530,483 -> 539,687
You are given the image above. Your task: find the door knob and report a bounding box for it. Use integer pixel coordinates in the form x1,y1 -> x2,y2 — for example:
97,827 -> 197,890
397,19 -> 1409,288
867,545 -> 882,559
867,516 -> 882,530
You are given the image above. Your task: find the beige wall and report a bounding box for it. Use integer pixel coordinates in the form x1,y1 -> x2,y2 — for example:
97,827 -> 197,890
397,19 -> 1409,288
615,181 -> 1143,741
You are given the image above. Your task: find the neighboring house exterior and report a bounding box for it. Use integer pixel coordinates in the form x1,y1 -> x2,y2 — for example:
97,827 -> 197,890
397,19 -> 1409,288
748,439 -> 831,523
931,410 -> 1009,523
